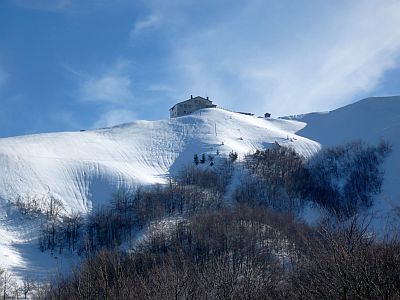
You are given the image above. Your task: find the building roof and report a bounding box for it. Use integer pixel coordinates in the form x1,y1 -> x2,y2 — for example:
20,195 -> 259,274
169,96 -> 211,110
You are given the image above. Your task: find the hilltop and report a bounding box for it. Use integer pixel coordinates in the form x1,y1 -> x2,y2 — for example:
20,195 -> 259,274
0,108 -> 319,214
0,96 -> 399,284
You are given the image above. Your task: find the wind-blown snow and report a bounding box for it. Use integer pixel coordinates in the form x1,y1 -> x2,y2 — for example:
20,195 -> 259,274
0,108 -> 320,281
1,97 -> 399,283
0,108 -> 319,215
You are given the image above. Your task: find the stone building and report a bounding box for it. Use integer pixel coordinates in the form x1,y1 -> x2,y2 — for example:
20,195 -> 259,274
170,95 -> 217,118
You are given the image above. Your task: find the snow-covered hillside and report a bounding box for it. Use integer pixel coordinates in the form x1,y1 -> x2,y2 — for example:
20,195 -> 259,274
0,97 -> 399,283
0,108 -> 319,214
285,96 -> 400,228
0,108 -> 320,282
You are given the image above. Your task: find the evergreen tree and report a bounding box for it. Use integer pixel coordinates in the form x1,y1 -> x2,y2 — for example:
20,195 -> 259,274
200,154 -> 206,164
193,154 -> 199,165
229,151 -> 238,162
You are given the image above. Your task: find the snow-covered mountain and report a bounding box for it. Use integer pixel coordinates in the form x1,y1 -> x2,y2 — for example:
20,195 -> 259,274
0,108 -> 320,282
285,96 -> 400,229
0,97 -> 399,283
0,108 -> 319,214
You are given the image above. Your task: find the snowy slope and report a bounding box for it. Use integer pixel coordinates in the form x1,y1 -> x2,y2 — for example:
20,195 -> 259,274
1,97 -> 399,282
285,96 -> 400,228
0,108 -> 320,282
0,108 -> 319,214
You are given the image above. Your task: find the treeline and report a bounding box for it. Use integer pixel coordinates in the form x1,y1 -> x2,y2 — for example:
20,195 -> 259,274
45,205 -> 302,299
178,155 -> 234,192
291,217 -> 400,299
237,140 -> 391,216
39,181 -> 225,254
45,205 -> 400,299
306,140 -> 391,214
41,139 -> 398,299
38,140 -> 391,255
10,193 -> 80,254
236,145 -> 308,212
6,139 -> 394,298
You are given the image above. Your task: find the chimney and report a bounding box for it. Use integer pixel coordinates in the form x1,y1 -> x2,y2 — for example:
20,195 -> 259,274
206,96 -> 209,100
190,95 -> 193,99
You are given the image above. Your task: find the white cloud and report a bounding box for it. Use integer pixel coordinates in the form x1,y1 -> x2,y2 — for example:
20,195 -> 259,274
253,0 -> 400,115
93,109 -> 136,128
79,60 -> 134,104
131,14 -> 160,36
81,75 -> 133,104
146,84 -> 173,92
63,60 -> 137,128
166,0 -> 400,116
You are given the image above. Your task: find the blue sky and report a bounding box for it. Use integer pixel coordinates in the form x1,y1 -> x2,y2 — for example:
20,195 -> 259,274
0,0 -> 400,137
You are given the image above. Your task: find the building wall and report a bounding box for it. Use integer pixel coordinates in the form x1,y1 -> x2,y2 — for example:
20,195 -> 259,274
170,107 -> 178,118
170,97 -> 216,118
